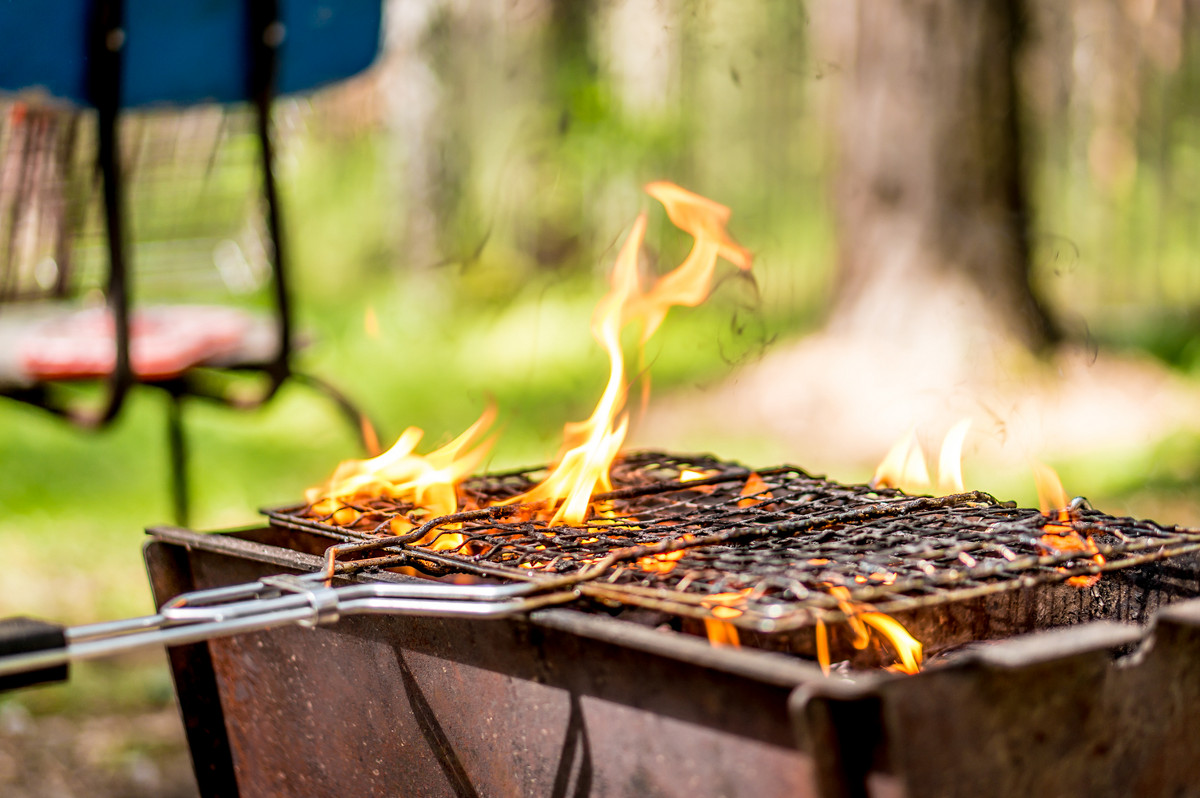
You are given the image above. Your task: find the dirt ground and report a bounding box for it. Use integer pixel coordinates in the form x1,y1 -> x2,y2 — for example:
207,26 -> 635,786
0,701 -> 198,798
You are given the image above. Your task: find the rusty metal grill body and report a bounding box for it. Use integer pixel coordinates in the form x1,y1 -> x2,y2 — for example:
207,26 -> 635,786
143,452 -> 1200,796
146,522 -> 1200,798
266,451 -> 1200,632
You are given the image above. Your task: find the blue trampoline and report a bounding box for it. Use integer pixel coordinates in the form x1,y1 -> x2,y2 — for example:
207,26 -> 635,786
0,0 -> 382,107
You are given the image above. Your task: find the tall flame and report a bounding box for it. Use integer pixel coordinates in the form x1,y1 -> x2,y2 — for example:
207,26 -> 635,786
507,182 -> 752,524
635,181 -> 754,340
500,214 -> 645,525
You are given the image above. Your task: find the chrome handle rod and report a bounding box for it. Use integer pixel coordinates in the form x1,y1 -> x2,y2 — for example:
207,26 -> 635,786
0,577 -> 578,682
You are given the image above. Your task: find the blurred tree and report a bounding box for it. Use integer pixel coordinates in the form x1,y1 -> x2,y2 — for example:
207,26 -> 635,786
826,0 -> 1058,351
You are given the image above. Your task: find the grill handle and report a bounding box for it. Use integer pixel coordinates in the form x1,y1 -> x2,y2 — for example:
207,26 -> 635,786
0,617 -> 68,691
0,575 -> 581,689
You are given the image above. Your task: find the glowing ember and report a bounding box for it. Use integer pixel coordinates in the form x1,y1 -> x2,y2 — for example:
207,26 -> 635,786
636,535 -> 694,574
737,472 -> 772,508
504,182 -> 752,525
1032,461 -> 1105,588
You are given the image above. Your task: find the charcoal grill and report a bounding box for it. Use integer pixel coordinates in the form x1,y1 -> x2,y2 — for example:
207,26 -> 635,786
7,450 -> 1200,796
175,453 -> 1200,795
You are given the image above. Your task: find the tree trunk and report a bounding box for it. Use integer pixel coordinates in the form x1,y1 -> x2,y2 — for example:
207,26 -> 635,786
829,0 -> 1057,351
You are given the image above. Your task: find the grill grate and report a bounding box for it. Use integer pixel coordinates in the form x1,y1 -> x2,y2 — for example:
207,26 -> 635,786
266,451 -> 1200,632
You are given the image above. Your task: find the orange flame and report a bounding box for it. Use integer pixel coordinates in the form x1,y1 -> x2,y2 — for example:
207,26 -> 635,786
871,429 -> 930,493
309,182 -> 749,544
826,585 -> 924,675
703,620 -> 741,647
814,619 -> 830,676
872,420 -> 971,496
701,589 -> 752,648
635,181 -> 754,341
862,613 -> 923,674
506,182 -> 752,525
306,405 -> 497,551
1032,460 -> 1070,517
1032,461 -> 1105,588
936,419 -> 972,494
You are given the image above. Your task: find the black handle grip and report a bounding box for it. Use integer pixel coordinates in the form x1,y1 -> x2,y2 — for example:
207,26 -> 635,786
0,617 -> 68,691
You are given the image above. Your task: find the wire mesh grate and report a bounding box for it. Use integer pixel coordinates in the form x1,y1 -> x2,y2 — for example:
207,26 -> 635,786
266,451 -> 1200,631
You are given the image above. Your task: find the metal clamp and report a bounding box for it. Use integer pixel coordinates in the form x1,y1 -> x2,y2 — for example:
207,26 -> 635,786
260,575 -> 341,627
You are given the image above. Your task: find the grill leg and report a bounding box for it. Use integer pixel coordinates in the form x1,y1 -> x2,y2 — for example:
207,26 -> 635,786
91,0 -> 133,426
166,391 -> 190,526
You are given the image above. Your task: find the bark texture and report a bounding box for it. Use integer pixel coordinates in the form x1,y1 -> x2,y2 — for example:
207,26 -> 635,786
830,0 -> 1057,351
